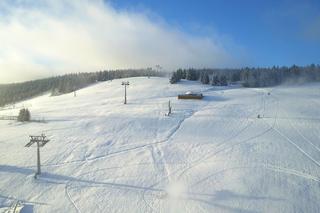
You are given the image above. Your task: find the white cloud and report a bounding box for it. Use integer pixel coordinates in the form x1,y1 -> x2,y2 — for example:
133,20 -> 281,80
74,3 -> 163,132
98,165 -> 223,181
0,0 -> 243,83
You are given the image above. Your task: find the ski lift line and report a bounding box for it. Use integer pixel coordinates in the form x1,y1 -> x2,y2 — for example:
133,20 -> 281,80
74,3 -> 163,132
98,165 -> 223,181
25,134 -> 50,178
121,81 -> 130,104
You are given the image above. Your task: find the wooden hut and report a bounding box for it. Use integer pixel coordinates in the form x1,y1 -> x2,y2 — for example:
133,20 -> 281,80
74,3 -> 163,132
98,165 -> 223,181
178,91 -> 203,100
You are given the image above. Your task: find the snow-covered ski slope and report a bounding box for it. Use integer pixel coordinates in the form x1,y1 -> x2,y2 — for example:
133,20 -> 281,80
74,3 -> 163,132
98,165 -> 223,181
0,77 -> 320,213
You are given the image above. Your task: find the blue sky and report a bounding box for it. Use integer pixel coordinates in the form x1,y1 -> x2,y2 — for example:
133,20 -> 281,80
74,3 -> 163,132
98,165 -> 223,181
0,0 -> 320,83
110,0 -> 320,67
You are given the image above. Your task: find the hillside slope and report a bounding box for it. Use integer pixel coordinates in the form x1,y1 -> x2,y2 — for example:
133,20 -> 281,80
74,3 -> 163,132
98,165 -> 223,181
0,77 -> 320,212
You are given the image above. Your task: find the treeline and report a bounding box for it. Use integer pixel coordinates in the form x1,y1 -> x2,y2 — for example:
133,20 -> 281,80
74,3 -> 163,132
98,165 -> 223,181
170,64 -> 320,87
0,69 -> 164,107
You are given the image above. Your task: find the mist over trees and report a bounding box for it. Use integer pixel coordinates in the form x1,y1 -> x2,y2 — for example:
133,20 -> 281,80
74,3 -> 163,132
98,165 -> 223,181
0,69 -> 164,107
170,64 -> 320,87
1,64 -> 320,108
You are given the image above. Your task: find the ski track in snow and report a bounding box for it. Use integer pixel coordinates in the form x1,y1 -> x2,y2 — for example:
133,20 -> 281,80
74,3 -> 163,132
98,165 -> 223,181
189,164 -> 320,189
93,89 -> 283,211
140,89 -> 275,211
108,85 -> 317,211
283,110 -> 320,153
265,92 -> 320,169
141,98 -> 212,212
1,78 -> 320,212
65,184 -> 81,213
175,89 -> 271,181
269,122 -> 320,168
255,89 -> 320,184
63,86 -> 215,212
264,164 -> 320,183
63,118 -> 177,211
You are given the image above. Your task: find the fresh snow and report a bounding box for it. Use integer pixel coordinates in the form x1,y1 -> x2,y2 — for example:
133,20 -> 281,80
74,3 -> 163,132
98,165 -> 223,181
0,77 -> 320,212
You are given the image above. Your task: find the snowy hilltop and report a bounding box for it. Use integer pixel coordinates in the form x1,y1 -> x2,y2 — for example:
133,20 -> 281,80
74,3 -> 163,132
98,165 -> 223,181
0,77 -> 320,212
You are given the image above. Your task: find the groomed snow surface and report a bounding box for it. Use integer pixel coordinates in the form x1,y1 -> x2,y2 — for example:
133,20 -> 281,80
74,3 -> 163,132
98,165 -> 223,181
0,77 -> 320,213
